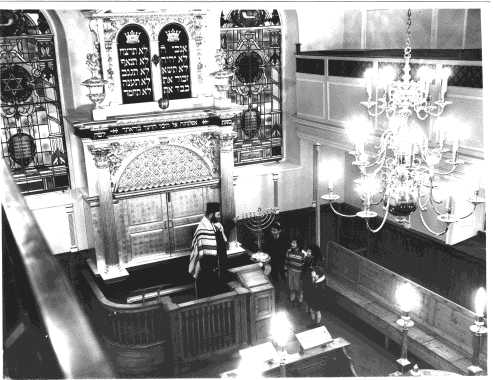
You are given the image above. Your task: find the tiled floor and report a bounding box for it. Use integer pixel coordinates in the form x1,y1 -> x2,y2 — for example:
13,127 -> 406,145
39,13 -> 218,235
181,280 -> 397,378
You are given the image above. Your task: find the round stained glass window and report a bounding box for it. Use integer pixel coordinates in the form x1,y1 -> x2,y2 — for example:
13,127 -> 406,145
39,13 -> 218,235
0,65 -> 33,104
8,132 -> 36,167
235,51 -> 263,84
230,10 -> 267,27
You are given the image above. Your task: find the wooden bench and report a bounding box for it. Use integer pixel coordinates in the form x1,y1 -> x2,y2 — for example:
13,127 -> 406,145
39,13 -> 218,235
323,241 -> 487,375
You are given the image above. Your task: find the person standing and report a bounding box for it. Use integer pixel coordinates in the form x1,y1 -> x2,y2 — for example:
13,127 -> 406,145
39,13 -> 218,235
263,222 -> 289,283
285,238 -> 305,305
189,202 -> 228,298
302,245 -> 325,325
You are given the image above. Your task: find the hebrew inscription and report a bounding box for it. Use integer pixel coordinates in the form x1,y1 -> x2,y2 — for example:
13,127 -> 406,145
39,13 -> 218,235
117,24 -> 154,104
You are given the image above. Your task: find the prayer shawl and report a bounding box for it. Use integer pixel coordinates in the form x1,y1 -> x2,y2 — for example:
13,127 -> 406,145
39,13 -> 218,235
189,216 -> 217,279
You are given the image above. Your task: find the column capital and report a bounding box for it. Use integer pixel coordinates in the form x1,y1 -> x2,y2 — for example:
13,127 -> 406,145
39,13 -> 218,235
88,145 -> 111,169
214,130 -> 237,141
215,130 -> 237,151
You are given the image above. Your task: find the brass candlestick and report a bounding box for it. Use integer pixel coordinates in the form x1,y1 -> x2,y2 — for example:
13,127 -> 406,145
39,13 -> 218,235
467,315 -> 487,376
396,312 -> 414,375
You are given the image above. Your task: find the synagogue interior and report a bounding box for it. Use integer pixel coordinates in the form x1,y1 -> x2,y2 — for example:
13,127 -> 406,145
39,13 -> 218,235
1,4 -> 490,378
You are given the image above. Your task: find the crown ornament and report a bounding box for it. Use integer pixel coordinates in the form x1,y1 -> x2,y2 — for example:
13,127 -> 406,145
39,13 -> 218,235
166,28 -> 181,42
124,30 -> 141,44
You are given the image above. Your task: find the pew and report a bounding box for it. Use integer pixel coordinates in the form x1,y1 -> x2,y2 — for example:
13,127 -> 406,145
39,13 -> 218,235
323,241 -> 487,375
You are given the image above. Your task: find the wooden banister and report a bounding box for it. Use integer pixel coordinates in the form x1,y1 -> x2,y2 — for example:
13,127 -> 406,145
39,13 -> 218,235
1,161 -> 115,378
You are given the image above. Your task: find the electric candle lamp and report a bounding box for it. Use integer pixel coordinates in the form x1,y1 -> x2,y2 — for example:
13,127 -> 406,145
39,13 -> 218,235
474,287 -> 486,318
270,311 -> 292,377
328,176 -> 334,194
445,196 -> 453,213
467,287 -> 487,375
439,67 -> 451,102
322,10 -> 477,235
392,283 -> 419,375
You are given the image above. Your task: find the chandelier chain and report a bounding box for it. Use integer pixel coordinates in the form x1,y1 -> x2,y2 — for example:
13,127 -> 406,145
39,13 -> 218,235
404,9 -> 412,60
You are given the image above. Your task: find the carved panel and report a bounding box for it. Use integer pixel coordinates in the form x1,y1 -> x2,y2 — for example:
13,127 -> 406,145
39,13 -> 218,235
89,11 -> 206,104
106,133 -> 218,180
115,144 -> 214,192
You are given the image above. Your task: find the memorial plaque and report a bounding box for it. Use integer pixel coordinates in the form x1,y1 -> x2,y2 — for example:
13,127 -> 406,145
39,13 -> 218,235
117,24 -> 154,104
159,23 -> 191,100
8,132 -> 36,166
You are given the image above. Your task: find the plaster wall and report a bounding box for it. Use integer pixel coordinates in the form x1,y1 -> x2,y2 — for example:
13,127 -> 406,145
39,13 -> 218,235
342,8 -> 482,49
18,6 -> 486,254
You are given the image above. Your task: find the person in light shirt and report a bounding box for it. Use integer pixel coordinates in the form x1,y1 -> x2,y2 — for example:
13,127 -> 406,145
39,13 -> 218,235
285,238 -> 305,305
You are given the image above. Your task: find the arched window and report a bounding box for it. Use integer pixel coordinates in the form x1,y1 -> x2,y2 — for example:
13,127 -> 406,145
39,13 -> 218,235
220,10 -> 282,165
0,10 -> 69,193
117,24 -> 153,104
159,23 -> 191,99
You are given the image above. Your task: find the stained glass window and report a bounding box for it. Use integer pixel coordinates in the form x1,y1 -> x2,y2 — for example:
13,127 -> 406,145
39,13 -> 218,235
220,10 -> 282,165
1,10 -> 69,193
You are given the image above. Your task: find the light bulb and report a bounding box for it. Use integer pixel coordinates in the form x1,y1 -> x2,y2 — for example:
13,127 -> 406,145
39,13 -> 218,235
474,287 -> 487,317
271,311 -> 292,347
379,65 -> 396,86
346,117 -> 372,152
396,282 -> 419,313
417,66 -> 434,82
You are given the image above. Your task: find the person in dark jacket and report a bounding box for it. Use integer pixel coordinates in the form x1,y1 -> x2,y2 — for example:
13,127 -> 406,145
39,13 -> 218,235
303,245 -> 326,324
263,222 -> 289,283
306,265 -> 326,325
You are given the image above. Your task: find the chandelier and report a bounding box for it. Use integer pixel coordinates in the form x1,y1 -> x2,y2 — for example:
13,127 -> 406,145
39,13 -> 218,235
322,9 -> 484,235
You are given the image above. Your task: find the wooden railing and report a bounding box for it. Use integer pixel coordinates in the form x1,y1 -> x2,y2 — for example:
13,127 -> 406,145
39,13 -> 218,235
82,265 -> 272,377
82,269 -> 167,346
170,285 -> 249,369
1,161 -> 115,379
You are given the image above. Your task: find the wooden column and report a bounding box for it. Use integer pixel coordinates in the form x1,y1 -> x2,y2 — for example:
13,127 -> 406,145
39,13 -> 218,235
272,172 -> 279,208
88,145 -> 128,281
313,143 -> 321,246
217,129 -> 237,231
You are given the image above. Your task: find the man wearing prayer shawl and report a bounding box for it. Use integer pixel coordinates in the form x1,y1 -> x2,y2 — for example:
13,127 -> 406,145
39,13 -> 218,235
189,202 -> 228,298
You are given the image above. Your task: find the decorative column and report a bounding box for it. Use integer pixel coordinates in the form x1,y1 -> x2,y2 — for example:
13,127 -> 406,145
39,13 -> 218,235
88,145 -> 128,281
65,203 -> 78,252
216,129 -> 237,234
272,172 -> 279,208
313,143 -> 321,246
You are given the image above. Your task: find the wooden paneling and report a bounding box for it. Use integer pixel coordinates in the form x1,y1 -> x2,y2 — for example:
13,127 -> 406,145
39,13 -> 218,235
296,78 -> 326,120
326,203 -> 485,309
325,242 -> 486,373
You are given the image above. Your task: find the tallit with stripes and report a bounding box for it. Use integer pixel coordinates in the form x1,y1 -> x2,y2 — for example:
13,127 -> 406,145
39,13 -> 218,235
188,216 -> 217,279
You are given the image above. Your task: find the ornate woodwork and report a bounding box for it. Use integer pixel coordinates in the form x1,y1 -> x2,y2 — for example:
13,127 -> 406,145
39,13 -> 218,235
72,106 -> 242,281
84,10 -> 207,119
74,10 -> 246,281
81,264 -> 274,377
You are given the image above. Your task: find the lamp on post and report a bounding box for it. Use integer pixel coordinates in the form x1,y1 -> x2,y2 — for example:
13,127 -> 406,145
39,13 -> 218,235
392,282 -> 419,375
467,287 -> 487,376
270,311 -> 293,377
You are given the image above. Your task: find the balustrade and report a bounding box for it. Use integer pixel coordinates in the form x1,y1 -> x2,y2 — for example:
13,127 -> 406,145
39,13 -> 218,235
82,264 -> 270,377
